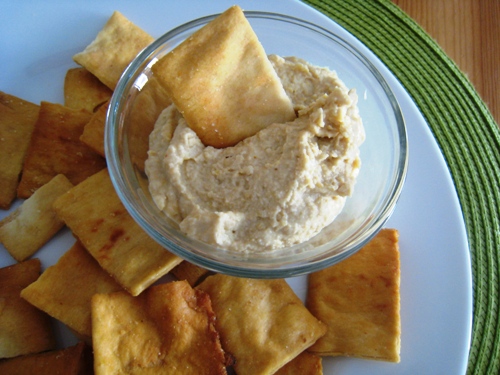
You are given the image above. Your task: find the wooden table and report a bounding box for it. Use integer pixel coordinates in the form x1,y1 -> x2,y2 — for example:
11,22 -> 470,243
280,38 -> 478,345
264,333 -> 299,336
393,0 -> 500,126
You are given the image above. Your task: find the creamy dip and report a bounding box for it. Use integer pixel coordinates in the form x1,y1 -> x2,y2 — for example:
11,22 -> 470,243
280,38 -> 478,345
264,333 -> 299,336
145,55 -> 365,253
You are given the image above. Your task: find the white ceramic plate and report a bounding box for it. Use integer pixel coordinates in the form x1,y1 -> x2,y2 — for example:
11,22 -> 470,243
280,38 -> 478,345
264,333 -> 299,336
0,1 -> 472,374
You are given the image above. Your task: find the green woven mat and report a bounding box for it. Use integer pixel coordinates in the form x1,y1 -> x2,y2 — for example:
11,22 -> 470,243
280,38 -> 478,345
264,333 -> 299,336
302,0 -> 500,374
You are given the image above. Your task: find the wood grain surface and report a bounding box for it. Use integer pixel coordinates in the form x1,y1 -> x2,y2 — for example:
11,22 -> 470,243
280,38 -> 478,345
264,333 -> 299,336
392,0 -> 500,126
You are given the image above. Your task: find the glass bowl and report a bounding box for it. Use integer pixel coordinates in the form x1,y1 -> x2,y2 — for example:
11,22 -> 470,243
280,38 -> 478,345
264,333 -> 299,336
105,11 -> 408,278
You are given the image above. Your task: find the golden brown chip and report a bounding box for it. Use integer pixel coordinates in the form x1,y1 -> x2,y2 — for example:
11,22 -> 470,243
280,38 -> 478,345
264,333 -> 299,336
0,259 -> 55,359
92,281 -> 228,375
306,228 -> 401,362
77,65 -> 171,173
0,92 -> 40,209
80,100 -> 108,157
0,342 -> 93,375
152,5 -> 295,148
275,351 -> 323,375
64,67 -> 112,112
21,241 -> 124,341
73,11 -> 154,90
52,168 -> 181,296
0,174 -> 73,262
196,275 -> 326,375
170,261 -> 212,286
16,101 -> 106,199
127,76 -> 172,171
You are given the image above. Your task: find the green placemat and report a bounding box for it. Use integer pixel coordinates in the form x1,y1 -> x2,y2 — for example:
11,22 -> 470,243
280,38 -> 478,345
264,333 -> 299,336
302,0 -> 500,374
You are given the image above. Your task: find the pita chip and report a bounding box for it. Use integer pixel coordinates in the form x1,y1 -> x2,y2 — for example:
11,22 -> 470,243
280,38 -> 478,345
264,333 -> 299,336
306,228 -> 401,362
53,168 -> 181,296
196,275 -> 326,375
73,11 -> 154,90
91,281 -> 228,375
16,101 -> 106,199
0,259 -> 55,359
0,342 -> 93,375
0,92 -> 39,209
80,99 -> 108,157
275,352 -> 323,375
21,241 -> 124,342
127,76 -> 172,171
152,5 -> 295,148
64,67 -> 112,112
0,174 -> 73,262
171,261 -> 212,286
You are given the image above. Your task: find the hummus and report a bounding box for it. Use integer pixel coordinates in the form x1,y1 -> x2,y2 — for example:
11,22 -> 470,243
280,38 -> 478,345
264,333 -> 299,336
145,55 -> 365,253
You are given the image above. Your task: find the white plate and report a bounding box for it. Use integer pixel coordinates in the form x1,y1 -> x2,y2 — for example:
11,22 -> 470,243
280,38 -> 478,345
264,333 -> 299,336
0,1 -> 472,374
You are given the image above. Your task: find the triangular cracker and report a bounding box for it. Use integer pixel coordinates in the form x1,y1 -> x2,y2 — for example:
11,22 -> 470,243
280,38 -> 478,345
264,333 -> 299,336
73,11 -> 154,90
21,241 -> 124,341
0,259 -> 55,359
196,275 -> 326,375
52,168 -> 181,296
92,281 -> 228,374
17,101 -> 106,199
152,5 -> 296,148
64,67 -> 112,113
306,228 -> 401,362
0,174 -> 73,262
0,91 -> 39,209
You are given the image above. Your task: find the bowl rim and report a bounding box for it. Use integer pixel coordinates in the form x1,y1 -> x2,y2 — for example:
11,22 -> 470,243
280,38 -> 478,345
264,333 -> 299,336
105,10 -> 409,278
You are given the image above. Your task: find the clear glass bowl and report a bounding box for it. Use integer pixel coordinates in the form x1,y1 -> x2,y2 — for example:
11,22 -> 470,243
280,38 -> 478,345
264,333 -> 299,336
105,11 -> 408,278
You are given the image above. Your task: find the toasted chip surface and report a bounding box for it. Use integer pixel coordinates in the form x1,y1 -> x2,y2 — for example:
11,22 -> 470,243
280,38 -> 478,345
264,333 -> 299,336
0,342 -> 93,375
0,259 -> 55,358
0,174 -> 73,262
275,351 -> 323,375
73,11 -> 154,90
64,67 -> 112,112
17,101 -> 106,199
92,281 -> 227,375
196,275 -> 326,375
21,241 -> 124,340
80,100 -> 108,157
171,261 -> 212,287
152,5 -> 295,148
0,92 -> 39,209
306,228 -> 401,362
53,168 -> 181,295
128,76 -> 172,171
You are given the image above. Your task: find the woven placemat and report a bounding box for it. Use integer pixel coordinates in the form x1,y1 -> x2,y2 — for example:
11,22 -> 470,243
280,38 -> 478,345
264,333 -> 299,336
302,0 -> 500,374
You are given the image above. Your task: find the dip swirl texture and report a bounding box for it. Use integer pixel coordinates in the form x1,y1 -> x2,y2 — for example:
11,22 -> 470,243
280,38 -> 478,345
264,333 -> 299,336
145,56 -> 365,253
